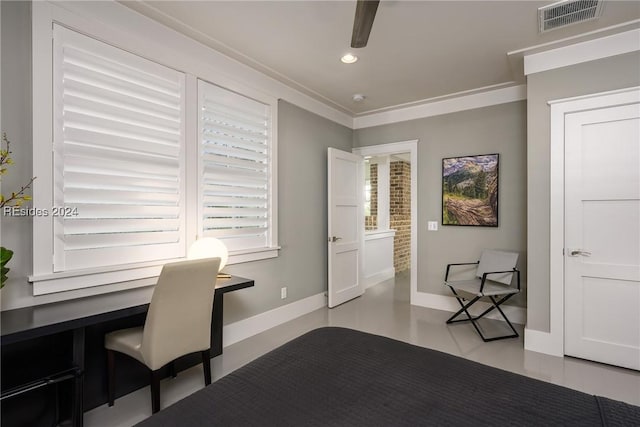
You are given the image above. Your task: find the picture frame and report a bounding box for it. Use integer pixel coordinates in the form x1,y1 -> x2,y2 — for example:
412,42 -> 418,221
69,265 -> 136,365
442,153 -> 499,227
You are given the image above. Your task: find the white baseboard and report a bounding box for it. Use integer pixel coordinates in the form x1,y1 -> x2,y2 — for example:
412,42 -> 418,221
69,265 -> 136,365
364,268 -> 395,289
411,291 -> 526,325
524,327 -> 564,357
222,292 -> 326,348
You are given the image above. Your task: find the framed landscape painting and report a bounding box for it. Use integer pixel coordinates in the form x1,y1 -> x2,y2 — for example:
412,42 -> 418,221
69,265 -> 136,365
442,154 -> 499,227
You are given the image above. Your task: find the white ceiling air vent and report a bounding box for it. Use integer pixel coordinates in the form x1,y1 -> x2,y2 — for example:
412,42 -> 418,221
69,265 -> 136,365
538,0 -> 604,33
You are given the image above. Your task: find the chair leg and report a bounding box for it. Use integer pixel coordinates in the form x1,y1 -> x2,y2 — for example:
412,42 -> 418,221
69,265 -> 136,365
485,295 -> 519,341
446,294 -> 481,324
474,293 -> 515,320
448,294 -> 487,340
201,349 -> 212,386
107,349 -> 115,407
445,288 -> 519,342
168,361 -> 177,378
150,369 -> 161,414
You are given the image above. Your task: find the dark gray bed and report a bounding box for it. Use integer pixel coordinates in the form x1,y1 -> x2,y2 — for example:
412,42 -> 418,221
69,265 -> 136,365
137,327 -> 640,426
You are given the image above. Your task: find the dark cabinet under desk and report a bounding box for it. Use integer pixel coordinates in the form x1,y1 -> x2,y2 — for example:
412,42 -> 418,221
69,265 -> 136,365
0,275 -> 254,427
1,332 -> 77,427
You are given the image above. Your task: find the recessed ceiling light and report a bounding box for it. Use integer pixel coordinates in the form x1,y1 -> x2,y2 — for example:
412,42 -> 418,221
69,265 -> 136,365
341,53 -> 358,64
352,94 -> 366,102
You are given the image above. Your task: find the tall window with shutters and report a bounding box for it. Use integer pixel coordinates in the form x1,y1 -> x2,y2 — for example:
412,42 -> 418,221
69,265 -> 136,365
198,81 -> 275,254
52,25 -> 186,272
31,22 -> 278,294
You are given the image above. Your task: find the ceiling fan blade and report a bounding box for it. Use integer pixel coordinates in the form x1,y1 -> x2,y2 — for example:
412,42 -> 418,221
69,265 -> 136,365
351,0 -> 379,48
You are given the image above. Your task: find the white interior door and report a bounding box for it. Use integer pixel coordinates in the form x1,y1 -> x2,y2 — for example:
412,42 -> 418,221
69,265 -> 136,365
327,147 -> 364,308
564,100 -> 640,370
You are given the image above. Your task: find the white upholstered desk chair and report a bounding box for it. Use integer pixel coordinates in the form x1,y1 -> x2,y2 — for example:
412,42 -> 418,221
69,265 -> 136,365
105,257 -> 221,413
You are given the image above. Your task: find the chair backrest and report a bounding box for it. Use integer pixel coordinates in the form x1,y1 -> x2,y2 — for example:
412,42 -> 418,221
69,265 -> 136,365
476,250 -> 518,285
141,257 -> 221,370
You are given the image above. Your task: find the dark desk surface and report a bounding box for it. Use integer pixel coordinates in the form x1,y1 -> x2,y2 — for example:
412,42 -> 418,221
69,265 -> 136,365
1,275 -> 254,345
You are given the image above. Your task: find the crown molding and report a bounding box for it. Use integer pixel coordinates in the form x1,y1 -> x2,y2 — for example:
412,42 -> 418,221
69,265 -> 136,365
523,28 -> 640,76
352,85 -> 526,129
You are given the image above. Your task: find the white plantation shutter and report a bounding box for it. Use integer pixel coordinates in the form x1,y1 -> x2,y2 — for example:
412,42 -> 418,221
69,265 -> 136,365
53,25 -> 186,271
198,80 -> 273,253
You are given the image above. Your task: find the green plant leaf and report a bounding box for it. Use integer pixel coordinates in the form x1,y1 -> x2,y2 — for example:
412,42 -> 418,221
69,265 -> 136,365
1,266 -> 8,275
0,247 -> 13,264
0,274 -> 7,288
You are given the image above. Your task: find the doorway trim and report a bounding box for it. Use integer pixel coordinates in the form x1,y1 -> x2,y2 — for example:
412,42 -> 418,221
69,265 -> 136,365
539,86 -> 640,357
353,140 -> 418,305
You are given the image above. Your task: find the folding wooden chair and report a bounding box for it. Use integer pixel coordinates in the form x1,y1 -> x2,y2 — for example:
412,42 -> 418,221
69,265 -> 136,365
444,250 -> 521,342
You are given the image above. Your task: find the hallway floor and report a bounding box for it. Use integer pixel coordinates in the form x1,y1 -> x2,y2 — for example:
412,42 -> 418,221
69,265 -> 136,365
86,274 -> 640,426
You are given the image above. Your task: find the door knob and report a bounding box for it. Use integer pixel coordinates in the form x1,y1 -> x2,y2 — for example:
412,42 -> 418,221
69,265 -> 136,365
569,249 -> 591,257
329,236 -> 342,242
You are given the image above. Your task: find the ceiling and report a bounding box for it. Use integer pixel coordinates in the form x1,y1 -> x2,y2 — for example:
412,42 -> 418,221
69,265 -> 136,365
121,1 -> 640,116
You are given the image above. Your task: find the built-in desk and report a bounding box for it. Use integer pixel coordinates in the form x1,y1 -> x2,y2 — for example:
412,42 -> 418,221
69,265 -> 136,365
0,275 -> 254,427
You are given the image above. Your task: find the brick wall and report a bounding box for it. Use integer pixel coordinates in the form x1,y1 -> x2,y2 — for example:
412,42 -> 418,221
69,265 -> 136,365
365,163 -> 377,230
390,161 -> 411,272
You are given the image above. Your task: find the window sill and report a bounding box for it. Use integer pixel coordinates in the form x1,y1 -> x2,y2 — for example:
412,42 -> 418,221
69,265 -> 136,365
29,247 -> 281,296
227,247 -> 281,266
29,261 -> 174,296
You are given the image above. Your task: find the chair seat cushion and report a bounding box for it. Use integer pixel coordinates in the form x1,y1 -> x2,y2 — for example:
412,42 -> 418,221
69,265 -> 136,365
105,326 -> 146,366
444,278 -> 520,297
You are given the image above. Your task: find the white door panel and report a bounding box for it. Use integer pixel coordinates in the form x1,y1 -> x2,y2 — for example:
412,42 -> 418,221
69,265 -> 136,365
582,200 -> 639,266
565,101 -> 640,371
328,148 -> 364,308
580,118 -> 639,199
332,248 -> 360,294
581,277 -> 640,347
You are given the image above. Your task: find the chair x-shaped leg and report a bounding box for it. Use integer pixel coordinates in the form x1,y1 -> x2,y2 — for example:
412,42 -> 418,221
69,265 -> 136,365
446,289 -> 519,342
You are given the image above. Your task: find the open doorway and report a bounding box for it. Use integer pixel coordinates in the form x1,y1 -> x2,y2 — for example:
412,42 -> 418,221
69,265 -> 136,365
353,140 -> 418,306
363,154 -> 411,291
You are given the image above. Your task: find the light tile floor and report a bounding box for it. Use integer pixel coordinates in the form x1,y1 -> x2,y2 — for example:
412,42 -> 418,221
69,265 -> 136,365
86,273 -> 640,426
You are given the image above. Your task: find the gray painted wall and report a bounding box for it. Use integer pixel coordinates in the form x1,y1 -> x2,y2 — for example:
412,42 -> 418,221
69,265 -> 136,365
222,100 -> 352,323
0,2 -> 353,326
526,51 -> 640,332
354,101 -> 528,307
